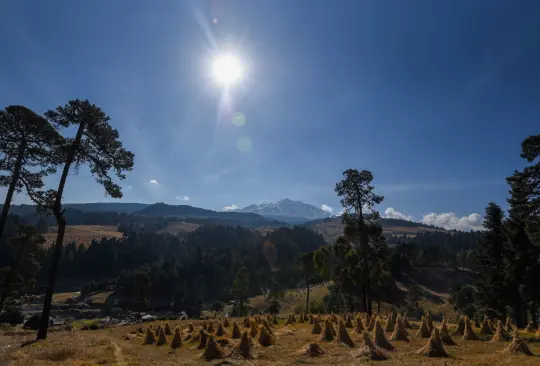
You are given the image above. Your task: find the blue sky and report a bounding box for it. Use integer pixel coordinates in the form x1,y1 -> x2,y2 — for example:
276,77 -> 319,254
1,0 -> 539,230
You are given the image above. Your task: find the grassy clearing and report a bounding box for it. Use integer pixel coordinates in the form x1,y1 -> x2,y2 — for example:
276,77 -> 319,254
43,225 -> 123,248
3,317 -> 540,365
51,292 -> 79,304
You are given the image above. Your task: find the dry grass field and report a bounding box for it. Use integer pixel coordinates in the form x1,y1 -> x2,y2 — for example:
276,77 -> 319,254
1,316 -> 540,365
43,225 -> 123,248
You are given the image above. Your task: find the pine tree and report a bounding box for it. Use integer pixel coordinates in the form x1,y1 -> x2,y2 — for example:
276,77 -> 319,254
36,100 -> 134,340
474,203 -> 508,319
335,169 -> 384,315
0,105 -> 62,241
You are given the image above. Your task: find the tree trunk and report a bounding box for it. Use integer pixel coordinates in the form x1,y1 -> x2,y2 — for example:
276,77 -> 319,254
0,245 -> 25,313
36,122 -> 84,341
305,276 -> 310,313
0,144 -> 25,242
361,283 -> 368,313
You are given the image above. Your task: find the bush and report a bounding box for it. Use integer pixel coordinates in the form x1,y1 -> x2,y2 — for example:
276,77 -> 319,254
89,323 -> 100,330
309,299 -> 326,314
265,299 -> 281,314
0,308 -> 24,326
24,314 -> 41,330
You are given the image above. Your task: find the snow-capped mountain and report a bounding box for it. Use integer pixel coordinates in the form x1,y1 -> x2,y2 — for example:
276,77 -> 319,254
232,198 -> 333,224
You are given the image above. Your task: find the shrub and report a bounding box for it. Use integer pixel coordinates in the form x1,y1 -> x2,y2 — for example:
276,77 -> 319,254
0,308 -> 24,326
24,314 -> 41,330
265,299 -> 281,315
89,323 -> 100,330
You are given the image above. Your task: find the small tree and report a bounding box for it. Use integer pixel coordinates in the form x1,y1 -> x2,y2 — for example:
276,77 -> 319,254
211,301 -> 225,314
0,225 -> 45,313
0,105 -> 62,241
232,266 -> 250,315
296,252 -> 314,313
36,100 -> 134,340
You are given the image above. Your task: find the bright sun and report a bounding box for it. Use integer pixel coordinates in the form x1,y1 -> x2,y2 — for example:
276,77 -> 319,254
212,55 -> 242,85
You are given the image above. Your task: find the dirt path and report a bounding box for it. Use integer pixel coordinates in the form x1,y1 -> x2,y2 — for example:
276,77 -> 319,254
113,342 -> 126,366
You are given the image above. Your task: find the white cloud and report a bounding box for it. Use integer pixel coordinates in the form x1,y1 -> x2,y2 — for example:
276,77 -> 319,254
148,179 -> 158,185
223,205 -> 239,212
176,196 -> 189,201
384,207 -> 414,221
336,210 -> 344,216
123,185 -> 133,190
321,204 -> 334,214
421,212 -> 483,231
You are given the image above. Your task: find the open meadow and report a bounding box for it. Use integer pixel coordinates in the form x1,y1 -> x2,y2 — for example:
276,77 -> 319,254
1,314 -> 540,365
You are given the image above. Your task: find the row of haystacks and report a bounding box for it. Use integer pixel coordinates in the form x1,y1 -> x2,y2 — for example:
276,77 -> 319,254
127,311 -> 535,361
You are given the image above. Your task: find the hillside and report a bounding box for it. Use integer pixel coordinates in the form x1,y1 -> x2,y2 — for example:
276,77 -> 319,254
306,217 -> 445,243
136,203 -> 286,227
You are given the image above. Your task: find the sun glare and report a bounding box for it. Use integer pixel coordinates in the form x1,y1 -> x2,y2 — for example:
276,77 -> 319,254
212,55 -> 242,85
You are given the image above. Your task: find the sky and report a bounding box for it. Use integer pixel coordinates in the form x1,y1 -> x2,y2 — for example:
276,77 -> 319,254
1,0 -> 539,231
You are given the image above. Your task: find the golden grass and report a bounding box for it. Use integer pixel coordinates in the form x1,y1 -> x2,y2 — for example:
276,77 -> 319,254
3,317 -> 540,365
43,225 -> 123,248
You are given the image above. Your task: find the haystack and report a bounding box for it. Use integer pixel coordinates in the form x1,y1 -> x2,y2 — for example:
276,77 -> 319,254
504,332 -> 534,356
171,328 -> 183,349
143,327 -> 156,345
223,317 -> 230,327
202,335 -> 227,361
505,317 -> 514,333
480,316 -> 493,334
426,312 -> 434,333
230,330 -> 253,359
291,313 -> 297,322
299,312 -> 305,323
384,315 -> 395,332
257,324 -> 276,346
284,314 -> 294,326
164,323 -> 173,335
352,332 -> 388,361
454,315 -> 465,335
490,320 -> 509,342
390,316 -> 409,342
319,318 -> 335,341
249,320 -> 259,338
353,315 -> 365,333
372,319 -> 395,351
155,324 -> 163,336
440,320 -> 456,345
403,316 -> 413,329
206,322 -> 215,333
416,316 -> 431,338
309,314 -> 314,324
203,320 -> 208,329
231,321 -> 242,339
344,314 -> 353,328
335,320 -> 355,348
272,315 -> 278,325
243,317 -> 250,327
525,321 -> 534,332
296,343 -> 326,357
186,323 -> 194,333
367,313 -> 377,331
311,316 -> 322,334
216,322 -> 227,337
196,329 -> 208,349
462,317 -> 480,340
417,327 -> 447,357
156,328 -> 168,346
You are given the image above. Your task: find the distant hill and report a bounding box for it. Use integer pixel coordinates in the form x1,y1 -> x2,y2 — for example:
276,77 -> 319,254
1,202 -> 150,217
305,216 -> 445,244
231,198 -> 332,224
136,203 -> 285,227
